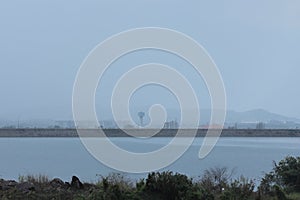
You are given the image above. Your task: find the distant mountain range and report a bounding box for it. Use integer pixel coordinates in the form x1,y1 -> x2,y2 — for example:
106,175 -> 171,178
196,109 -> 300,129
224,109 -> 300,123
167,108 -> 300,124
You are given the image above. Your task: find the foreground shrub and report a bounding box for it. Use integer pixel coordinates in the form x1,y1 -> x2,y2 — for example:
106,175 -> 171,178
143,171 -> 193,200
220,176 -> 255,200
273,156 -> 300,192
199,166 -> 234,194
258,156 -> 300,199
89,173 -> 136,200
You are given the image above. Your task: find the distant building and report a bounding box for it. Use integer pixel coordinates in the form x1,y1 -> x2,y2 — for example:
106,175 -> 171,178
256,122 -> 265,129
163,120 -> 179,129
54,120 -> 119,129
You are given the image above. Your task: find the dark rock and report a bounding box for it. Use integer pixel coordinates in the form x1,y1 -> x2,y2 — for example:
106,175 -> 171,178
16,182 -> 35,193
0,179 -> 18,190
7,180 -> 18,187
50,178 -> 65,188
71,176 -> 83,189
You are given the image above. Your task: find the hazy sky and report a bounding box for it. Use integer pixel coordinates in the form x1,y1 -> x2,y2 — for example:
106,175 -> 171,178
0,0 -> 300,120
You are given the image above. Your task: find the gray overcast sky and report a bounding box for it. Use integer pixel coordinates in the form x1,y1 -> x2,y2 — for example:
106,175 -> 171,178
0,0 -> 299,120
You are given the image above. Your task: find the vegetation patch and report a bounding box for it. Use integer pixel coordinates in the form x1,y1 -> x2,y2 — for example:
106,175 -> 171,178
0,156 -> 299,199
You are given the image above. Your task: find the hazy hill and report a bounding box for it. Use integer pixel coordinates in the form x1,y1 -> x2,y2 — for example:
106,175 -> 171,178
225,109 -> 300,123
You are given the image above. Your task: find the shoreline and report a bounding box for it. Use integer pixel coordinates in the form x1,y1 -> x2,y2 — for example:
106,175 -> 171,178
0,128 -> 299,137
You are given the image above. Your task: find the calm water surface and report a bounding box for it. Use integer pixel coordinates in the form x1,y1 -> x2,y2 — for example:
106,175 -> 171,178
0,137 -> 299,183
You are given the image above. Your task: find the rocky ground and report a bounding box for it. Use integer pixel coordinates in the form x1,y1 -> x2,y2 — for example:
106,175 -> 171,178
0,176 -> 96,200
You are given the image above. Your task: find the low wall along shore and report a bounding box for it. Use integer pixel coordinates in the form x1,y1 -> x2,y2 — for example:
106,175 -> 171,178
0,128 -> 299,137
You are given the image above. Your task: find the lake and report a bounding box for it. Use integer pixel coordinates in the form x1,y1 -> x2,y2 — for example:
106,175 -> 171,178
0,137 -> 299,183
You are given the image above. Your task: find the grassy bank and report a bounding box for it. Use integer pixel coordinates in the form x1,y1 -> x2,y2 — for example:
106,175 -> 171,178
1,156 -> 300,200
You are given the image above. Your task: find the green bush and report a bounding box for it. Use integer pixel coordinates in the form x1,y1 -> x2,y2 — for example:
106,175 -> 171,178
89,173 -> 136,200
259,156 -> 300,196
259,156 -> 300,199
273,156 -> 300,192
220,176 -> 255,200
144,171 -> 193,200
